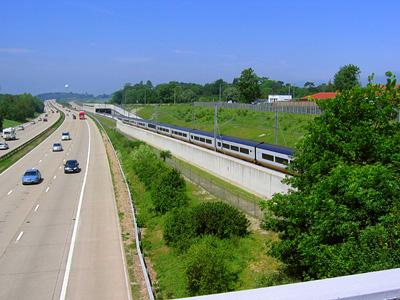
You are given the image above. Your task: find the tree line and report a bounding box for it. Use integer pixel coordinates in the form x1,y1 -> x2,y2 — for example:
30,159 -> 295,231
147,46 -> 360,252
110,64 -> 361,105
261,72 -> 400,280
0,93 -> 44,131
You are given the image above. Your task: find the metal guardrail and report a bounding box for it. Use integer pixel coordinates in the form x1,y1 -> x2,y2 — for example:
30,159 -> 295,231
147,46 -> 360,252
89,113 -> 155,300
0,112 -> 64,163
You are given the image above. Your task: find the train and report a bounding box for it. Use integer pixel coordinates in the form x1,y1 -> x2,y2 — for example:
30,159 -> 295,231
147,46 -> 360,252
117,115 -> 297,174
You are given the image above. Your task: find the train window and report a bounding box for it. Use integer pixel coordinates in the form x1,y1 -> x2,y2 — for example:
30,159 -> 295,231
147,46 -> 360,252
262,153 -> 274,161
231,145 -> 239,152
275,157 -> 289,165
217,142 -> 221,147
194,136 -> 199,141
206,139 -> 212,144
183,133 -> 187,138
148,124 -> 155,129
200,137 -> 205,142
223,143 -> 230,149
240,148 -> 249,154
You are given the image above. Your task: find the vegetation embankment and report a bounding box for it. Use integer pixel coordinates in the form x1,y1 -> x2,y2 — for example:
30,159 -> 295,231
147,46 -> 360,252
0,112 -> 64,173
95,116 -> 297,299
96,72 -> 400,297
0,93 -> 44,131
127,104 -> 314,148
262,73 -> 400,280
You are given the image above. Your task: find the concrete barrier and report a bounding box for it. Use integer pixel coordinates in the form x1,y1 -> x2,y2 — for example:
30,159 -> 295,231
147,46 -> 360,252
117,120 -> 290,198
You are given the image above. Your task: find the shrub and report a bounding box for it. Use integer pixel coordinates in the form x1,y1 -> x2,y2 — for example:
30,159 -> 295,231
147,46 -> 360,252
151,168 -> 189,214
184,235 -> 238,296
163,207 -> 196,252
130,144 -> 167,188
192,202 -> 250,239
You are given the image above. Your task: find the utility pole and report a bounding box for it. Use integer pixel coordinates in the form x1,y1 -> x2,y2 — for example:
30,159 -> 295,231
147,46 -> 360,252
214,104 -> 218,151
275,110 -> 278,145
155,104 -> 158,126
193,101 -> 196,129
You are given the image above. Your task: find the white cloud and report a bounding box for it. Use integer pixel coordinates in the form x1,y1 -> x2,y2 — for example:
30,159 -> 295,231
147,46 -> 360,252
0,48 -> 31,54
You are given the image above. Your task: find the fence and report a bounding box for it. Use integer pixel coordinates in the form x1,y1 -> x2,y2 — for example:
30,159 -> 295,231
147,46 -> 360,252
166,157 -> 265,220
195,101 -> 324,115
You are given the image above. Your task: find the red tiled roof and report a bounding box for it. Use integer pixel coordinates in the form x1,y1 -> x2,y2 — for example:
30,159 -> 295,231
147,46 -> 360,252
301,92 -> 338,100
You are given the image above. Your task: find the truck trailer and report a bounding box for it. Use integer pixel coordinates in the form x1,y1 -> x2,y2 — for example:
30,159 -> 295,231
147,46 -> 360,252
2,127 -> 16,140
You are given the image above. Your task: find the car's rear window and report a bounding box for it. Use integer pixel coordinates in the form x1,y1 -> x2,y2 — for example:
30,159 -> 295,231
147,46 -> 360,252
25,171 -> 37,176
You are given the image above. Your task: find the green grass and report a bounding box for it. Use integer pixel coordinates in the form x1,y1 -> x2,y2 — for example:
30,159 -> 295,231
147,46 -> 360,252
3,119 -> 21,128
0,113 -> 65,173
94,116 -> 298,298
126,104 -> 314,148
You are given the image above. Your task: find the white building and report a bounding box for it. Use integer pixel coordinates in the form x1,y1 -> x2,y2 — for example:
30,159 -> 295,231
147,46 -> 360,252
268,95 -> 292,103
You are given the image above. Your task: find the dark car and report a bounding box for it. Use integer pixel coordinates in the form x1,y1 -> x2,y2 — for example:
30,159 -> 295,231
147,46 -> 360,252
73,114 -> 76,119
22,169 -> 41,185
64,159 -> 80,173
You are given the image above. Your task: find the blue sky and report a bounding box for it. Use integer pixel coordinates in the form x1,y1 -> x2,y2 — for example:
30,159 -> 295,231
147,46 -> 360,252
1,0 -> 399,96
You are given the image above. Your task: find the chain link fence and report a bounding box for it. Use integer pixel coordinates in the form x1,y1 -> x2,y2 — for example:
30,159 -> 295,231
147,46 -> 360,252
165,157 -> 265,220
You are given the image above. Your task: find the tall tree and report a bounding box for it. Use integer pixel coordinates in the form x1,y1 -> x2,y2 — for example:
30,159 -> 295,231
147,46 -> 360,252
262,72 -> 400,280
222,87 -> 241,102
333,64 -> 361,91
236,68 -> 261,103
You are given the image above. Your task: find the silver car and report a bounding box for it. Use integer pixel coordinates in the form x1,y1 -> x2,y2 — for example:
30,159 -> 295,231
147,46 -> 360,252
52,142 -> 63,152
61,132 -> 70,140
0,142 -> 9,150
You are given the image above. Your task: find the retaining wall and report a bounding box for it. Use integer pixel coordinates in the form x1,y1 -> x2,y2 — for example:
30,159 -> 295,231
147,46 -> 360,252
117,120 -> 290,198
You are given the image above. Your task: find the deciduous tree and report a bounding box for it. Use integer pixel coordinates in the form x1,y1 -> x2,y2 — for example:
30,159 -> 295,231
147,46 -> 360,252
236,68 -> 261,103
333,64 -> 361,91
262,72 -> 400,279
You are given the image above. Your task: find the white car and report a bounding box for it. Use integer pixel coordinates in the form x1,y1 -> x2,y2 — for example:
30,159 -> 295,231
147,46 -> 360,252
18,125 -> 24,130
52,142 -> 63,152
0,142 -> 9,150
61,132 -> 70,140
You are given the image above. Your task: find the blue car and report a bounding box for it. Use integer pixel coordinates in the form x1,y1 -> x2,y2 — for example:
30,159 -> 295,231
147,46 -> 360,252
22,169 -> 41,185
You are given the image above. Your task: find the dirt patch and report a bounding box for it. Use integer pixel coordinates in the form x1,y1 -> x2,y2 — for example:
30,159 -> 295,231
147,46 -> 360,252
100,130 -> 155,300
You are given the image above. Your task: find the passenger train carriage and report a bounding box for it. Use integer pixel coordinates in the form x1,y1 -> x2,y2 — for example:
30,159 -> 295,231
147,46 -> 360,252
120,115 -> 296,173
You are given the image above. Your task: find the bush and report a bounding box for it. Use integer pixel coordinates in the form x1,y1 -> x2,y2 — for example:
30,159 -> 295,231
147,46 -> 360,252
192,202 -> 250,239
151,168 -> 189,214
163,207 -> 196,252
184,235 -> 238,296
130,144 -> 167,188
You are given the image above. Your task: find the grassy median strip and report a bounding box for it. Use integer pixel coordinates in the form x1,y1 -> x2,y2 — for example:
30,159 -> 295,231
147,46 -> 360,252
0,112 -> 64,173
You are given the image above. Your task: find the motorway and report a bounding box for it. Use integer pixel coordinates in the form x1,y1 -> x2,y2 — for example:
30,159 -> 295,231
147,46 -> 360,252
0,104 -> 131,299
0,102 -> 58,156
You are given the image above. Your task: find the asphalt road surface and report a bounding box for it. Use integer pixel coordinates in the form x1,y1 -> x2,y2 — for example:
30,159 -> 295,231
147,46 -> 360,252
0,101 -> 59,156
0,105 -> 131,299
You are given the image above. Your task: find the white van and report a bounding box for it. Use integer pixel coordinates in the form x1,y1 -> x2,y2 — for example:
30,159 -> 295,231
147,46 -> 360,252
2,127 -> 16,140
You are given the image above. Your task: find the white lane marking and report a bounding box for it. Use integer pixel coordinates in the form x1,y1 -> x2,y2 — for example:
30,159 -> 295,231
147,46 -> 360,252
54,175 -> 57,179
15,231 -> 24,243
46,187 -> 50,192
45,153 -> 48,156
39,160 -> 42,163
34,205 -> 40,212
60,120 -> 90,300
7,190 -> 12,195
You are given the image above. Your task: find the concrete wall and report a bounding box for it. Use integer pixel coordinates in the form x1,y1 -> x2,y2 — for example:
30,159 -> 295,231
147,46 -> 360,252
117,120 -> 290,198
